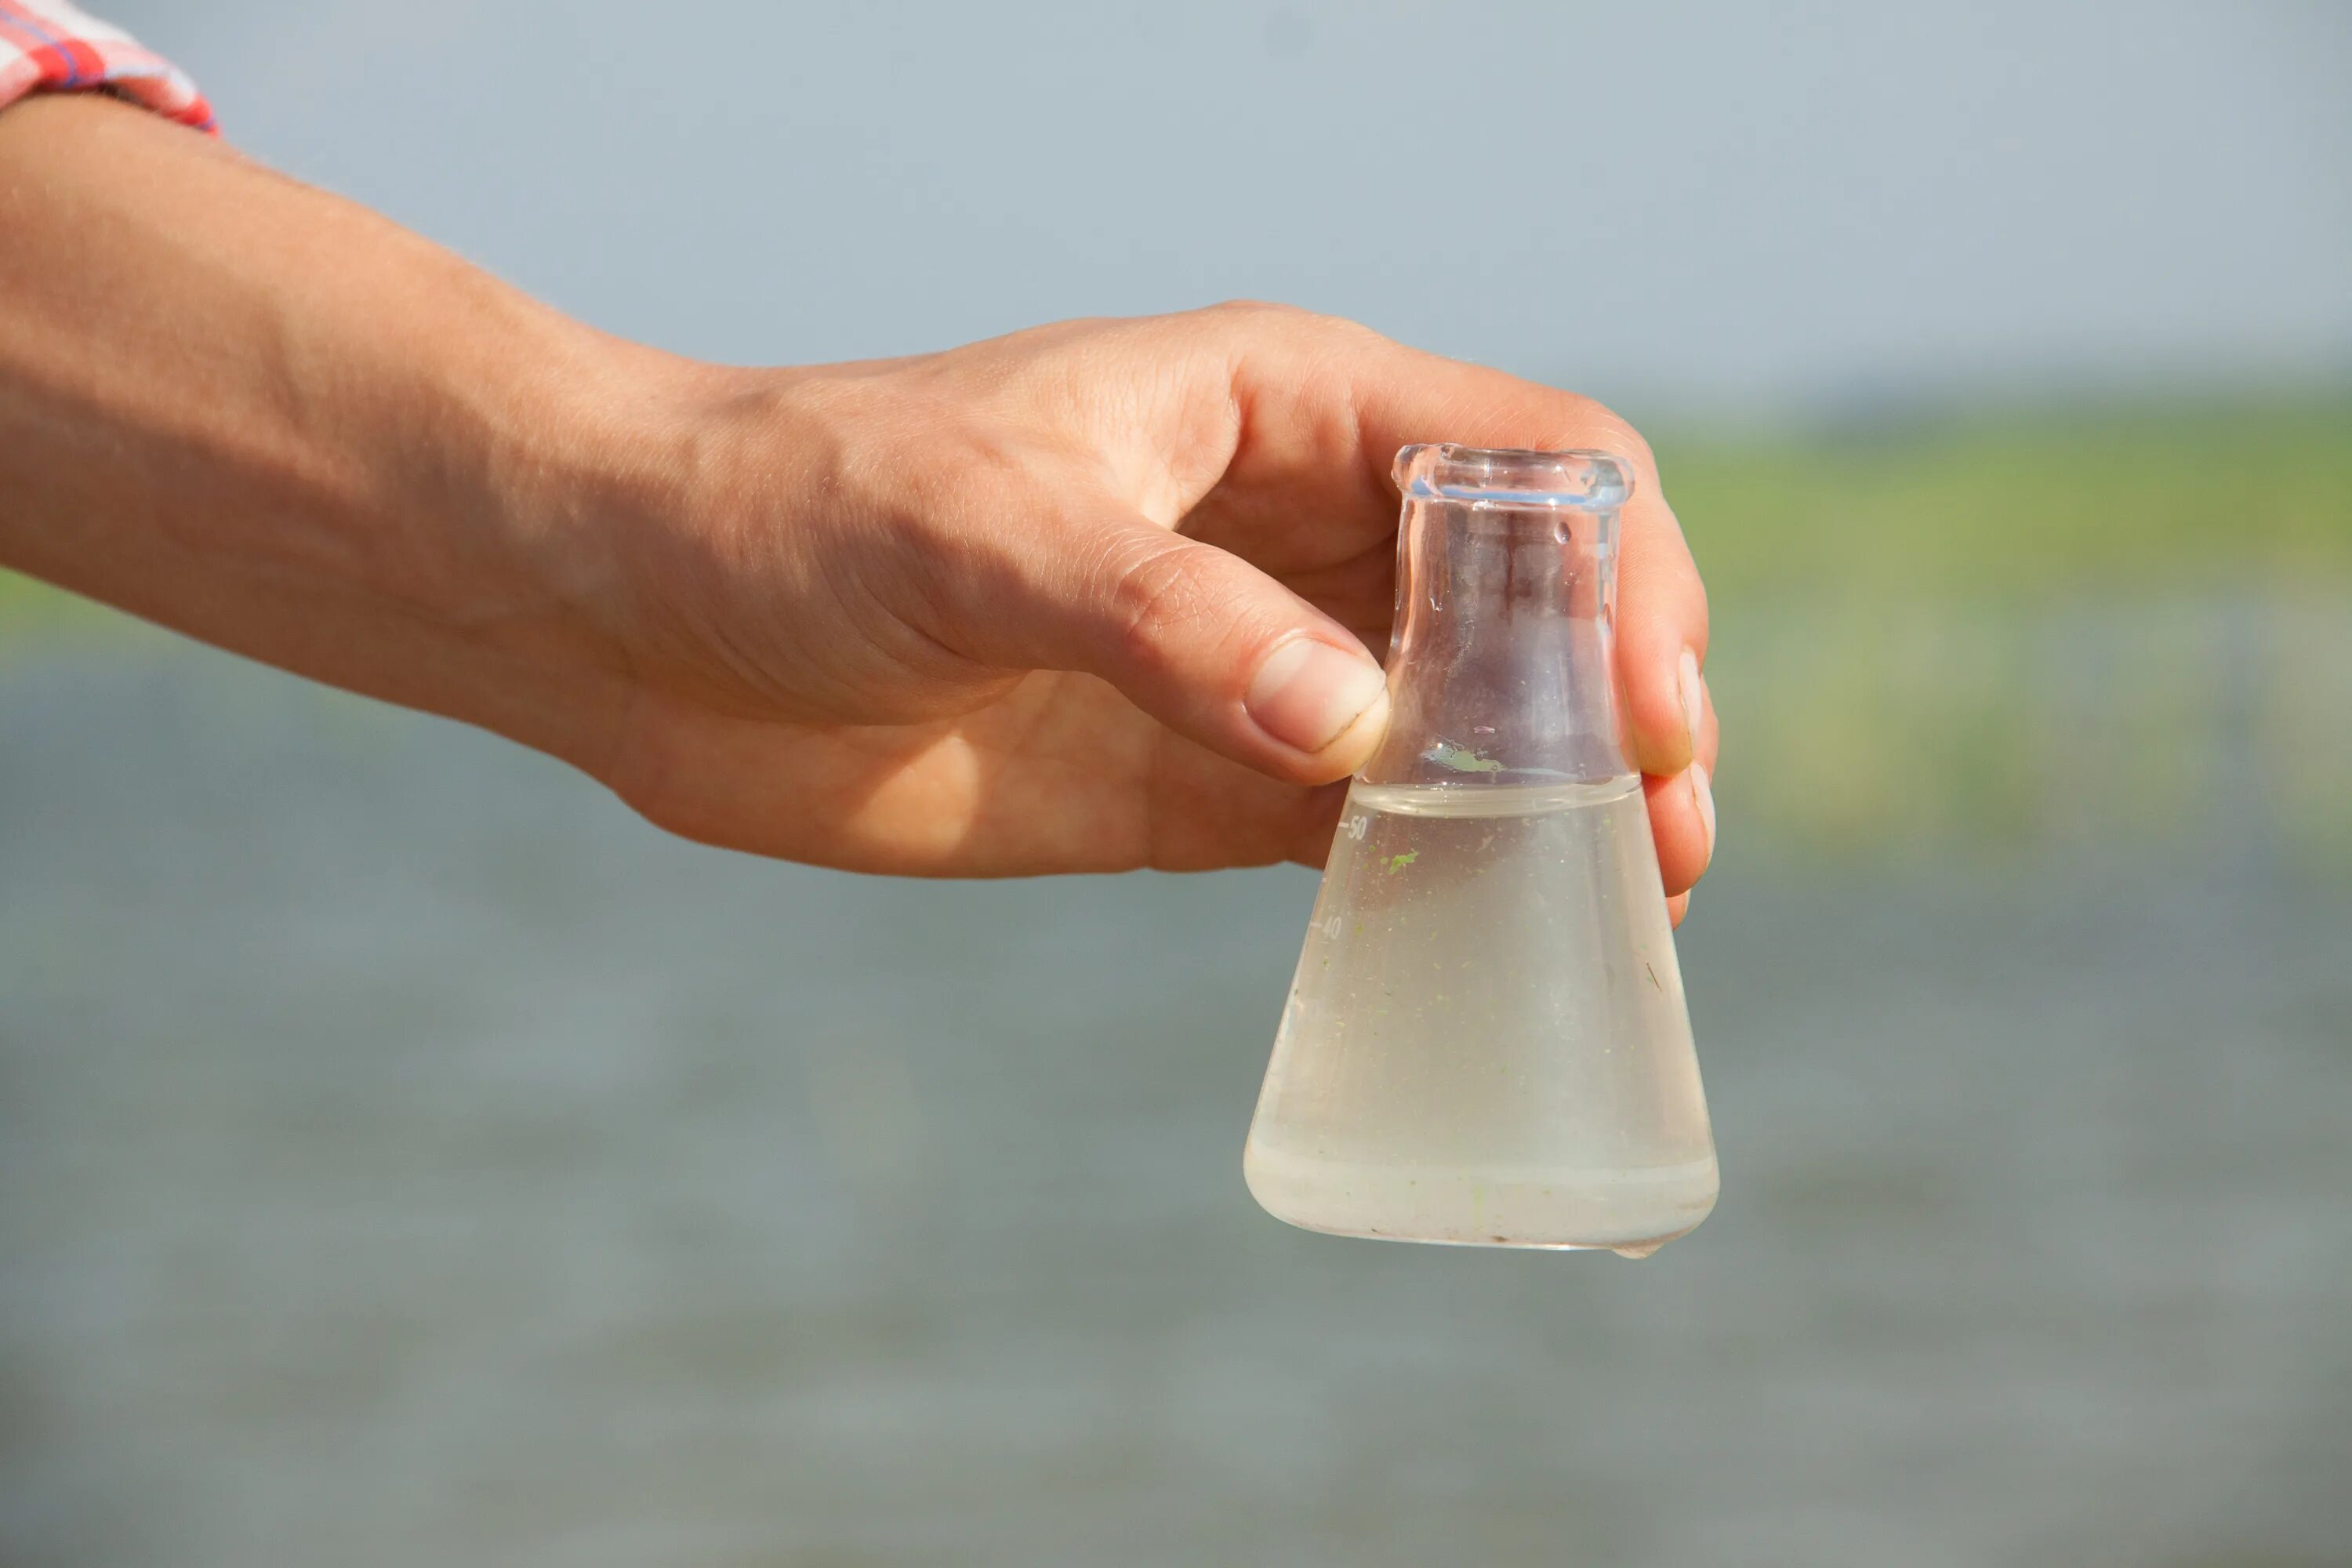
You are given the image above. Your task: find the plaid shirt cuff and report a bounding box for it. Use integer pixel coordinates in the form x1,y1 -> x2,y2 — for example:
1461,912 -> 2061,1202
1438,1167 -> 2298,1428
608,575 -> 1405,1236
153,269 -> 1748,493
0,0 -> 213,132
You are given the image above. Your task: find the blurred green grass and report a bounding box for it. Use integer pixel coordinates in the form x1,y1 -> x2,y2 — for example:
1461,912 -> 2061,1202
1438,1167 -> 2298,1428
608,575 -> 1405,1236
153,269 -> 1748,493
5,395 -> 2348,868
1660,394 -> 2352,604
0,564 -> 94,630
1652,394 -> 2352,872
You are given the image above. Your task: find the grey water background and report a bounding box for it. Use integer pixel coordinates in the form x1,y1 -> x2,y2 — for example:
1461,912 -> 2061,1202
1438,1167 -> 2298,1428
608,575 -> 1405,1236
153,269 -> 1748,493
6,630 -> 2349,1568
7,2 -> 2352,1565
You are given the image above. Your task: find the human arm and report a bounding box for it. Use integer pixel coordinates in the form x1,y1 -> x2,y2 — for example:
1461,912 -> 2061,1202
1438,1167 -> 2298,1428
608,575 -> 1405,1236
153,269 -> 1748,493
0,93 -> 1719,900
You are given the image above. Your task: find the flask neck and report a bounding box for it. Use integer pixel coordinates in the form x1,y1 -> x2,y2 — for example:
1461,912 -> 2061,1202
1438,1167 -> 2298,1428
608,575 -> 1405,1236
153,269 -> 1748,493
1363,446 -> 1632,789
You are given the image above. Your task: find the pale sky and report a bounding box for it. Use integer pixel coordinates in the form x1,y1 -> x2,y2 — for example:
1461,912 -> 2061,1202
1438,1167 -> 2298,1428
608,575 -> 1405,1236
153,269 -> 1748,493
118,0 -> 2352,423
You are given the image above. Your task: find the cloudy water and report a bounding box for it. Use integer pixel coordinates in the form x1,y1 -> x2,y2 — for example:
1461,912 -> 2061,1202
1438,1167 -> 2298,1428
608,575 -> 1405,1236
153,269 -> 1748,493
1247,778 -> 1714,1257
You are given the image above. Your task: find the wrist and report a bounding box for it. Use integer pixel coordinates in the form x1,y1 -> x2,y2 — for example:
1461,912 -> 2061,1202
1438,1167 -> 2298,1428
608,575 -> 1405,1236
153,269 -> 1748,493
531,353 -> 838,726
438,328 -> 689,769
294,286 -> 688,776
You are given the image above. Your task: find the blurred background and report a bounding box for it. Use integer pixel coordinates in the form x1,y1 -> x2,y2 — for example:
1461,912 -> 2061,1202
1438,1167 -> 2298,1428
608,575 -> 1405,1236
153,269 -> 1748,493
5,2 -> 2348,1564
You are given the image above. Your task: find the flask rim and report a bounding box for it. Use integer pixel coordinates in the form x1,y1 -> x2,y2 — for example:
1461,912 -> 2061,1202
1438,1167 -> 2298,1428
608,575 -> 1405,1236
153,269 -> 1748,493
1393,445 -> 1634,510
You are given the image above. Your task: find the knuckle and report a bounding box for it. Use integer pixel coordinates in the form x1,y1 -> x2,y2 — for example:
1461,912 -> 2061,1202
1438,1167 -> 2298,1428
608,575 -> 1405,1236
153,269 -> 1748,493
1202,300 -> 1388,352
1102,539 -> 1218,672
1298,309 -> 1388,350
1206,297 -> 1305,318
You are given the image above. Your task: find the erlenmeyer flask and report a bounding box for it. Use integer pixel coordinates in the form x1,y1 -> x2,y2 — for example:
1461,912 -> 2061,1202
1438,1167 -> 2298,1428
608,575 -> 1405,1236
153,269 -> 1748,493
1244,445 -> 1716,1258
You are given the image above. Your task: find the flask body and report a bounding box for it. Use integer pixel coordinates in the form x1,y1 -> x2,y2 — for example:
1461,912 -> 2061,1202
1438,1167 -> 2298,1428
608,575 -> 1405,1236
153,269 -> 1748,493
1243,446 -> 1717,1255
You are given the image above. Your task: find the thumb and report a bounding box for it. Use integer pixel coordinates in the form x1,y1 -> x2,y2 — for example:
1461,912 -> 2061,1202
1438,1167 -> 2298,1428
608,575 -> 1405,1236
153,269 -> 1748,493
977,510 -> 1391,783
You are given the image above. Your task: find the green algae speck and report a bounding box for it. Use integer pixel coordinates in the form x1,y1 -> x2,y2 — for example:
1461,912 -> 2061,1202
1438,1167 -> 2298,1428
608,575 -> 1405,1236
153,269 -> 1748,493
1424,740 -> 1504,774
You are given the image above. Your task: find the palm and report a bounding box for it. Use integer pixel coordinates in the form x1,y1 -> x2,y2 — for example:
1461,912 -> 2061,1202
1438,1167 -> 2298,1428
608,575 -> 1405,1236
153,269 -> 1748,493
626,669 -> 1348,876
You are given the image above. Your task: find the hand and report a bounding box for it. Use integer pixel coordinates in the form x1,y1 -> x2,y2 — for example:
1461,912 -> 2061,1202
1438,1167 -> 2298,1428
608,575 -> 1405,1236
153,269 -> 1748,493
581,306 -> 1719,899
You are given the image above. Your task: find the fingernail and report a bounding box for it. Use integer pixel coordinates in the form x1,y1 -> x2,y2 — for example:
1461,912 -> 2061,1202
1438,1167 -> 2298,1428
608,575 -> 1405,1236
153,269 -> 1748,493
1690,761 -> 1716,866
1677,648 -> 1704,756
1247,638 -> 1389,755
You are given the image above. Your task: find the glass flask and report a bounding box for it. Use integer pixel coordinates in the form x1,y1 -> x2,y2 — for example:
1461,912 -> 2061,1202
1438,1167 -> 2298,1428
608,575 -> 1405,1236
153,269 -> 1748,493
1243,445 -> 1716,1258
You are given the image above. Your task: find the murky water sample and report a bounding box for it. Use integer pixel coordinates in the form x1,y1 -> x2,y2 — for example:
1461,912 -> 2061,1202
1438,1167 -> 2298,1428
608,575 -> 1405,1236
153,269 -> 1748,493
1245,776 -> 1717,1255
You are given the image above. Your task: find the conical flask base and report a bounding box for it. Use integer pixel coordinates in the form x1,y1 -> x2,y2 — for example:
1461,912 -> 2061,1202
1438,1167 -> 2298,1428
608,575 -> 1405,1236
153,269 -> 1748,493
1244,776 -> 1718,1253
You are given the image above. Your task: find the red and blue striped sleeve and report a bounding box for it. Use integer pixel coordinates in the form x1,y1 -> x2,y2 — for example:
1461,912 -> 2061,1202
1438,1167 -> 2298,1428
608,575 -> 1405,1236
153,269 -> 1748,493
0,0 -> 212,132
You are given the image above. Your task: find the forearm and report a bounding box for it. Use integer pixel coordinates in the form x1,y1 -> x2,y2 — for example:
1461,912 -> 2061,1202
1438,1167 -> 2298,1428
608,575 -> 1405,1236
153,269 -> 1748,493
0,93 -> 657,769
